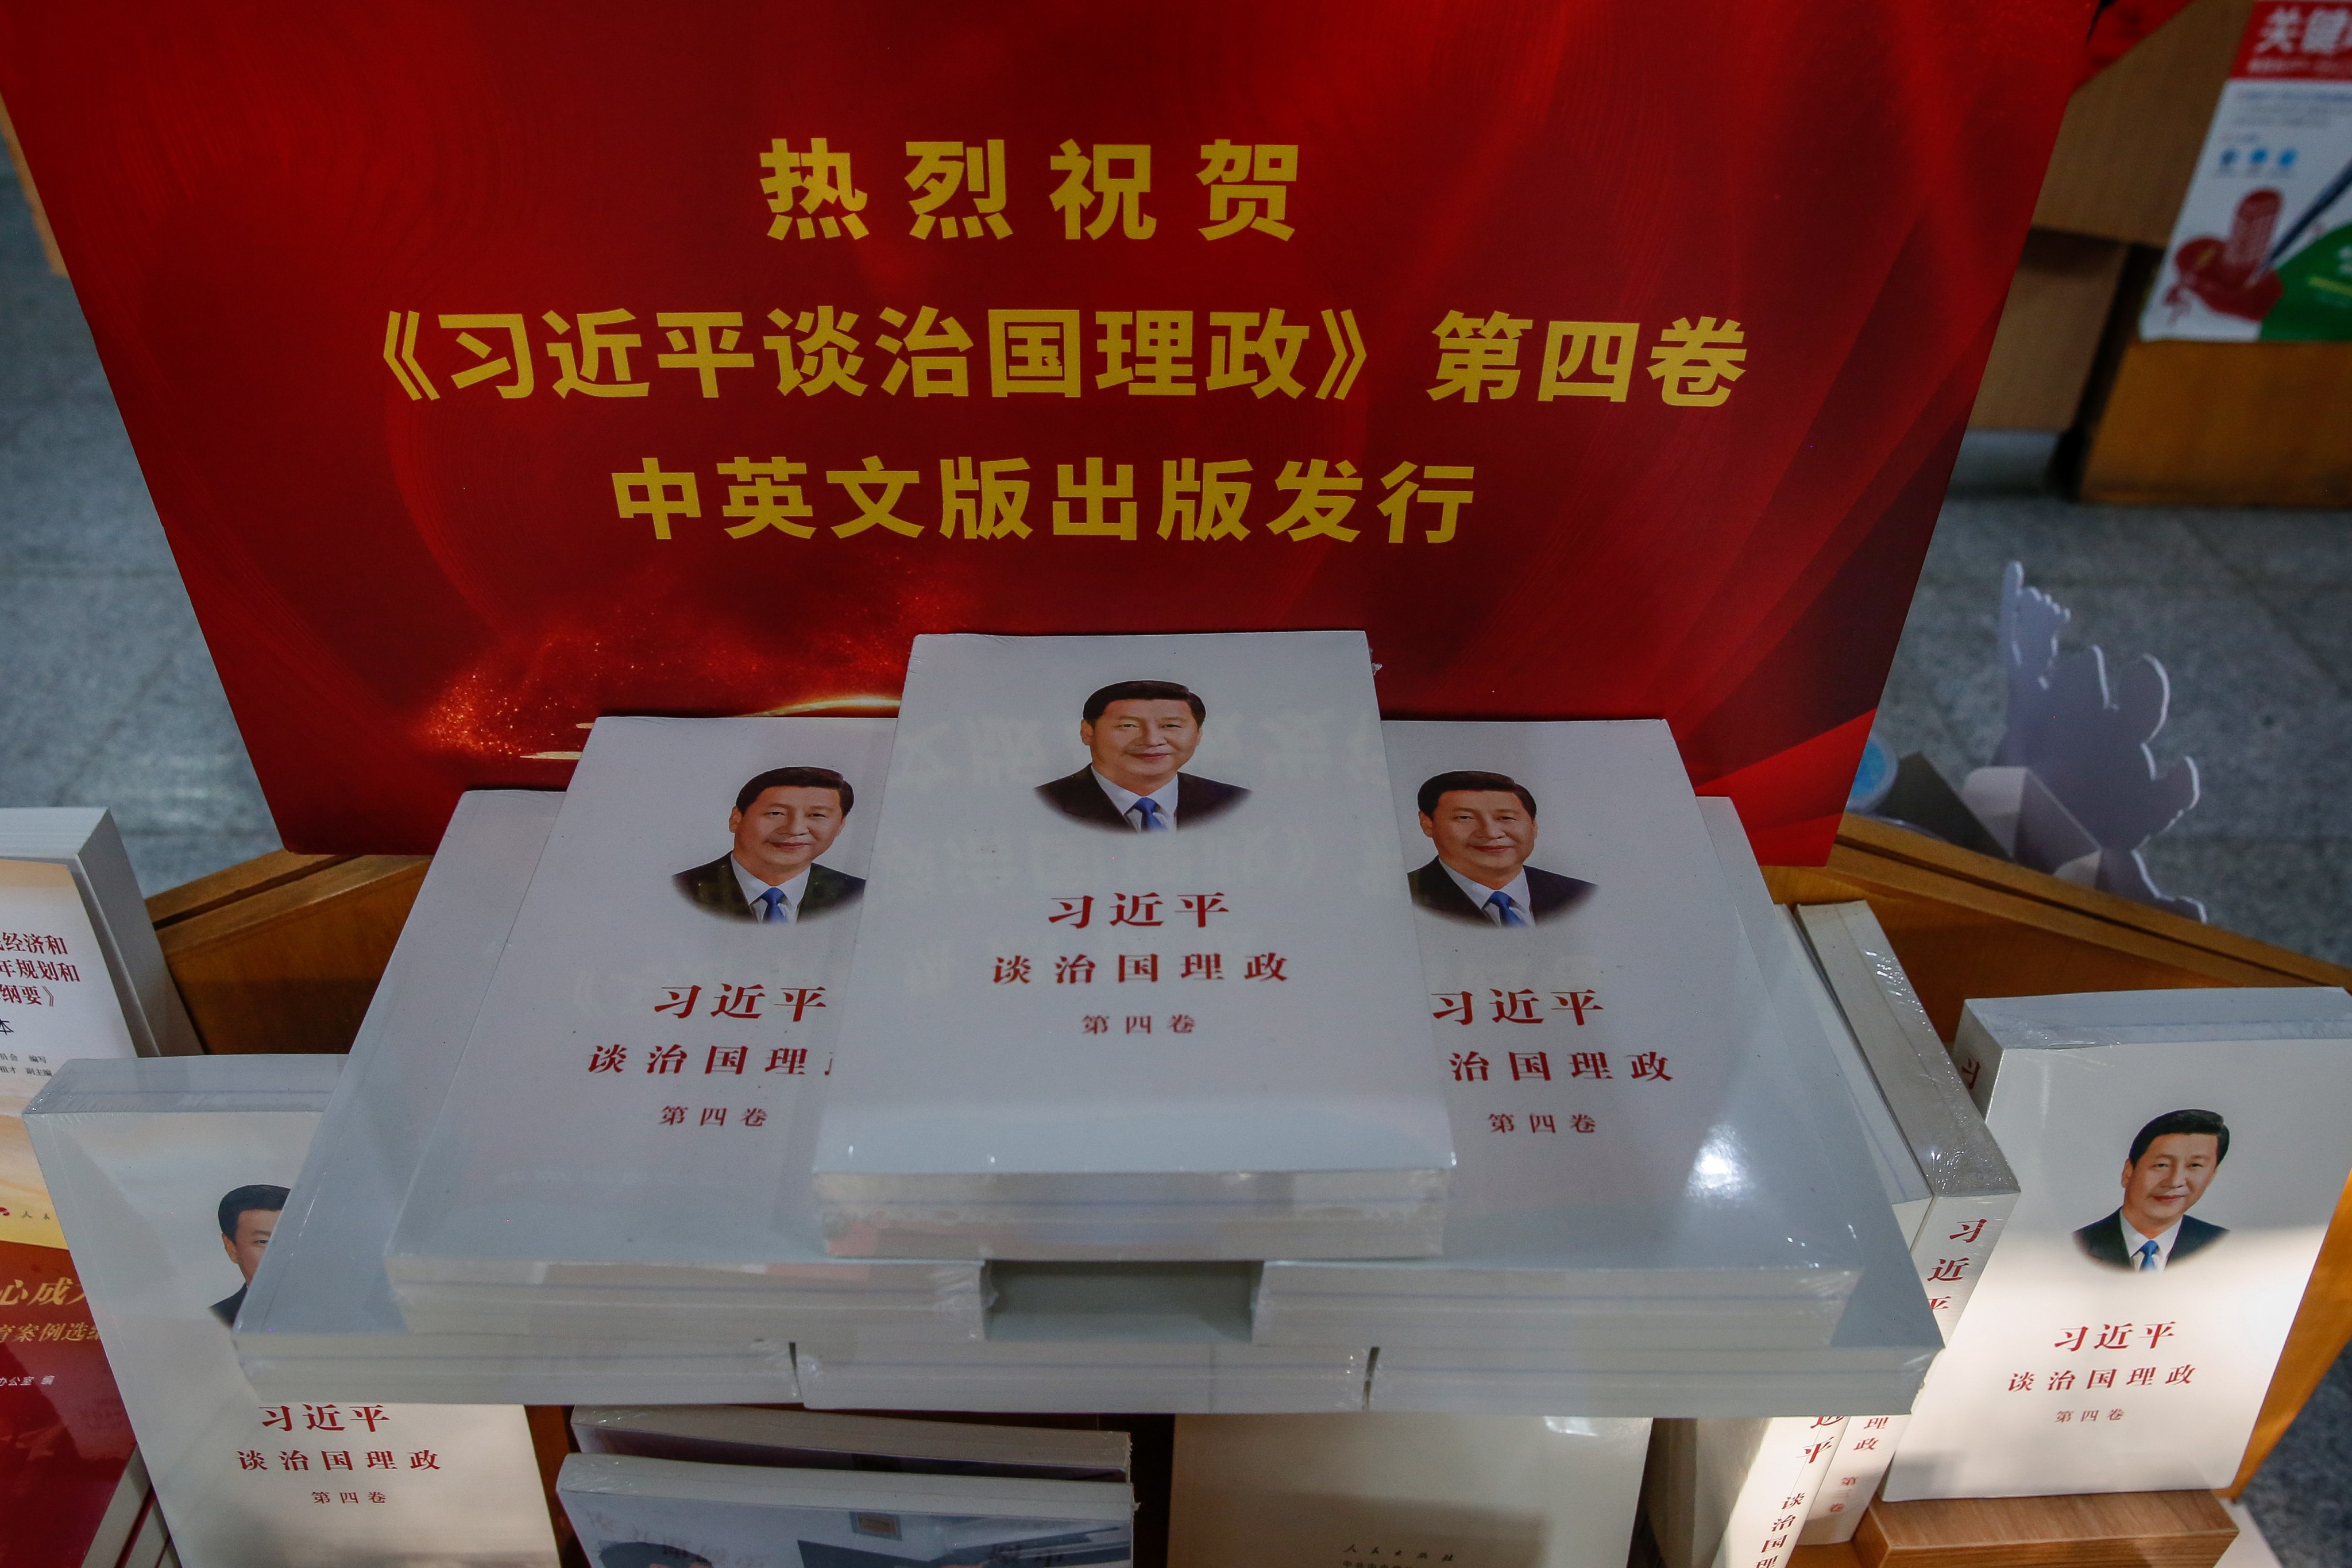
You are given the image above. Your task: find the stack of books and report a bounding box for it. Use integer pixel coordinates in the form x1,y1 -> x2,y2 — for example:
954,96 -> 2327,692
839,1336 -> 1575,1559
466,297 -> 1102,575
380,720 -> 988,1352
1345,782 -> 1940,1416
811,634 -> 1454,1263
232,632 -> 1948,1416
234,793 -> 804,1404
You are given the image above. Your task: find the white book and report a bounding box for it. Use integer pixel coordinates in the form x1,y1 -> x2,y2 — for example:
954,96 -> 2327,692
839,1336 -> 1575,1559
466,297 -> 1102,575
1796,900 -> 2018,1335
1644,1416 -> 1847,1568
557,1451 -> 1133,1568
814,632 -> 1454,1261
1787,900 -> 2018,1545
387,719 -> 986,1339
25,1056 -> 558,1567
1362,798 -> 1941,1417
1171,1412 -> 1651,1568
0,808 -> 200,1060
1885,986 -> 2352,1500
1252,724 -> 1873,1347
1767,910 -> 1931,1245
573,1407 -> 1130,1482
235,791 -> 800,1403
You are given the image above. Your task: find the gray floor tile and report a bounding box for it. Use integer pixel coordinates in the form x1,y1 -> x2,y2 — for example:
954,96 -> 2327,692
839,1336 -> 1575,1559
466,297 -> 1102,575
62,634 -> 277,840
2239,583 -> 2352,700
2184,511 -> 2352,589
1915,497 -> 2224,594
2246,1348 -> 2352,1568
0,569 -> 188,808
0,394 -> 177,570
2136,836 -> 2352,967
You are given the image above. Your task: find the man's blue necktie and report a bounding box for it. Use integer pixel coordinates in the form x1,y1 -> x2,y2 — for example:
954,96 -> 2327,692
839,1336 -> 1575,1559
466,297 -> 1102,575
1132,798 -> 1169,832
1486,890 -> 1530,928
758,888 -> 789,924
2135,1239 -> 2159,1272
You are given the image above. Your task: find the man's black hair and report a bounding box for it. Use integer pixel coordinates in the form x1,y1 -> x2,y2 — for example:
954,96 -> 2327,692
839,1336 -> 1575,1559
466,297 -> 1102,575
2128,1109 -> 2229,1167
598,1546 -> 709,1568
1417,770 -> 1539,818
217,1184 -> 289,1240
1082,680 -> 1206,724
735,766 -> 853,816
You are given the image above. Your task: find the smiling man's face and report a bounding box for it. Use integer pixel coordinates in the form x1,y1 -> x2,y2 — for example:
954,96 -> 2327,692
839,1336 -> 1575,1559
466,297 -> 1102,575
1083,698 -> 1202,794
729,786 -> 847,886
1421,789 -> 1537,890
2121,1132 -> 2222,1238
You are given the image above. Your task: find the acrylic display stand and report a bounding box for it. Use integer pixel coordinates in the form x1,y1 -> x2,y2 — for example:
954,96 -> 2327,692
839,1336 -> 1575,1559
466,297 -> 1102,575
148,815 -> 2352,1568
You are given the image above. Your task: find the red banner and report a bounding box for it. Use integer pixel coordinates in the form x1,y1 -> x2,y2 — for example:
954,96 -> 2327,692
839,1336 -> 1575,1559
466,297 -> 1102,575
0,1 -> 2086,861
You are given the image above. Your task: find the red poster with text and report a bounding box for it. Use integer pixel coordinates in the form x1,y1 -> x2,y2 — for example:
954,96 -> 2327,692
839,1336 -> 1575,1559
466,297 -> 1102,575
0,1 -> 2087,862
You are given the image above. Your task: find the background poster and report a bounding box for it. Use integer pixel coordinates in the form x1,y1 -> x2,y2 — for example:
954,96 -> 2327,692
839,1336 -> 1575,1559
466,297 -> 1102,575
2143,0 -> 2352,341
0,1 -> 2087,862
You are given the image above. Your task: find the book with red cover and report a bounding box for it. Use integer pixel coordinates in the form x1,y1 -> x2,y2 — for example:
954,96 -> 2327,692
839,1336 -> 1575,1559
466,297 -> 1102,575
0,1238 -> 136,1567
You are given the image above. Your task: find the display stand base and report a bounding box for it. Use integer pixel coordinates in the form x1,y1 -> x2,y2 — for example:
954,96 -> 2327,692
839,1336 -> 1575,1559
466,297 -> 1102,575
1842,1489 -> 2235,1568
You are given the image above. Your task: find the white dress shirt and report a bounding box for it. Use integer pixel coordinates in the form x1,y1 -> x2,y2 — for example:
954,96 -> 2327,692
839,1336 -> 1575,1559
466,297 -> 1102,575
2116,1214 -> 2183,1270
731,859 -> 812,922
1091,768 -> 1181,831
1442,862 -> 1535,926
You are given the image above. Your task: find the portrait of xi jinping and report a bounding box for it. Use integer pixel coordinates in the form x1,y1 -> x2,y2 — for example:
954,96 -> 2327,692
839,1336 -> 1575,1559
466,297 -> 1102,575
2075,1109 -> 2232,1272
1407,770 -> 1594,928
674,767 -> 865,924
1036,680 -> 1249,832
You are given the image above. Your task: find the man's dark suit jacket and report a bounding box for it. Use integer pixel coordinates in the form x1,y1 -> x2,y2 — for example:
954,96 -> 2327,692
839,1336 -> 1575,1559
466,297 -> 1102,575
1036,767 -> 1249,831
673,855 -> 865,921
211,1285 -> 246,1327
2074,1208 -> 2228,1269
1408,856 -> 1595,926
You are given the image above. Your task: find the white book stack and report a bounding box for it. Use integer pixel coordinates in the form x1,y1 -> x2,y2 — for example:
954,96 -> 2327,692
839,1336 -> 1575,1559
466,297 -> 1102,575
1171,1412 -> 1652,1568
1788,899 -> 2019,1544
1888,986 -> 2352,1503
558,1435 -> 1134,1568
25,1055 -> 560,1567
1645,1415 -> 1849,1568
234,791 -> 801,1403
1256,725 -> 1936,1415
570,1405 -> 1130,1482
385,720 -> 988,1345
795,1264 -> 1368,1413
813,633 -> 1455,1262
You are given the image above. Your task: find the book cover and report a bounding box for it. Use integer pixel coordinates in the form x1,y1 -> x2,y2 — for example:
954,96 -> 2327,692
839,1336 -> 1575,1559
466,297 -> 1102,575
26,1057 -> 560,1566
388,720 -> 987,1341
0,1237 -> 138,1567
1884,987 -> 2352,1500
1253,721 -> 1872,1343
814,633 -> 1453,1260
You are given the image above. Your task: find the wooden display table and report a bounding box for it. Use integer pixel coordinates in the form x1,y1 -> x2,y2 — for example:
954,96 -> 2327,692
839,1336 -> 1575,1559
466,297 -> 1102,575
145,815 -> 2352,1566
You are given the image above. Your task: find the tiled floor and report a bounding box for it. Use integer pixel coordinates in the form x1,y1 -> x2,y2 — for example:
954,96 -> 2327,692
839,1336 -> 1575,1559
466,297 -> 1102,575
0,167 -> 279,892
5,164 -> 2351,1561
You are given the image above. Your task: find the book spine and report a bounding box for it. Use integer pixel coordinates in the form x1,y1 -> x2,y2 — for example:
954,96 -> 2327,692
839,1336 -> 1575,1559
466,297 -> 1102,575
1796,1415 -> 1905,1544
1797,1189 -> 2017,1542
1708,1416 -> 1847,1568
